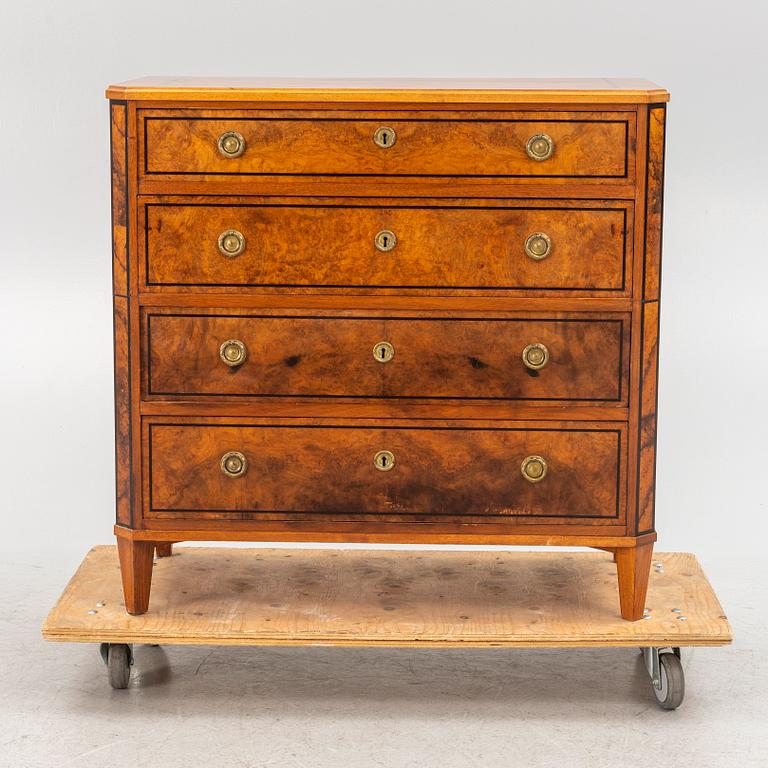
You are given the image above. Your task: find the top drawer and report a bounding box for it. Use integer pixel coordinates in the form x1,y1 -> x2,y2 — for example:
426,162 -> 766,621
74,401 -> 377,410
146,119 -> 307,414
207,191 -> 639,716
141,111 -> 632,179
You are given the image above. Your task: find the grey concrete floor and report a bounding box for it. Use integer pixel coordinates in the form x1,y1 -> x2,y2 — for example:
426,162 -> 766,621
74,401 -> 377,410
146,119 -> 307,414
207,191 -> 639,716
2,549 -> 766,768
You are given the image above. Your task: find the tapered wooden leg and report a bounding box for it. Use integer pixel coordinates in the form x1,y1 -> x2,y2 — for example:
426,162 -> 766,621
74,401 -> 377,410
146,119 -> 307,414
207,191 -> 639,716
116,537 -> 155,615
615,542 -> 654,621
155,542 -> 175,558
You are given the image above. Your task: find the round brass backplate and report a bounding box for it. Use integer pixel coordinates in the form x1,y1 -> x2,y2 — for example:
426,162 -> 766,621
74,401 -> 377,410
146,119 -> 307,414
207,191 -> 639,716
217,229 -> 246,258
374,229 -> 397,252
373,126 -> 396,148
219,339 -> 247,367
525,133 -> 554,161
373,450 -> 396,471
524,232 -> 552,260
217,130 -> 246,158
373,341 -> 395,363
221,451 -> 248,478
522,342 -> 549,371
521,455 -> 547,483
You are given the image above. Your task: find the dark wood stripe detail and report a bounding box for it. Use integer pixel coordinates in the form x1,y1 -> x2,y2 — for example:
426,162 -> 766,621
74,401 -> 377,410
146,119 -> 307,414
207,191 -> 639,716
643,106 -> 666,300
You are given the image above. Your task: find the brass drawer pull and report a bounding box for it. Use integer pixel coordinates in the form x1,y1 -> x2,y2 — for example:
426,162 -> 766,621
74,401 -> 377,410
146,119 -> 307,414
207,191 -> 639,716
373,126 -> 396,148
373,450 -> 395,471
522,342 -> 549,370
217,229 -> 246,258
374,229 -> 397,252
524,232 -> 552,260
221,451 -> 248,478
521,455 -> 547,483
373,341 -> 395,363
219,339 -> 247,367
525,133 -> 554,161
217,130 -> 246,158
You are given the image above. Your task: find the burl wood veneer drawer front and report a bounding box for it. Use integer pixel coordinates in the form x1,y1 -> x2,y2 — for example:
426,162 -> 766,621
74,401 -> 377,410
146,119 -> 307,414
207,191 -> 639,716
146,422 -> 625,522
142,112 -> 631,179
142,200 -> 629,293
145,311 -> 627,404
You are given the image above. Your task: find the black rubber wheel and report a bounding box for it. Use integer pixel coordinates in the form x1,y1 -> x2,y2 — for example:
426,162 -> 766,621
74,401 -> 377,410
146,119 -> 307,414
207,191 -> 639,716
106,644 -> 133,689
652,652 -> 685,710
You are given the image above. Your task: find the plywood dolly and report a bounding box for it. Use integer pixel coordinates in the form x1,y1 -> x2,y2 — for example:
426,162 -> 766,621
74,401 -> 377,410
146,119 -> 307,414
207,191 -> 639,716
43,547 -> 731,708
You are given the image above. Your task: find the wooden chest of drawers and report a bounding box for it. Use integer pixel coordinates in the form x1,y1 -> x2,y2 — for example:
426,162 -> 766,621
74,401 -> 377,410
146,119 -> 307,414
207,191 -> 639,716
107,77 -> 668,620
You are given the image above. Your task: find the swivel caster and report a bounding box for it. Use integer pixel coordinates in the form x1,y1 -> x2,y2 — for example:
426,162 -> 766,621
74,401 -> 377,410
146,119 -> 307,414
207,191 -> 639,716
99,643 -> 133,689
642,646 -> 685,710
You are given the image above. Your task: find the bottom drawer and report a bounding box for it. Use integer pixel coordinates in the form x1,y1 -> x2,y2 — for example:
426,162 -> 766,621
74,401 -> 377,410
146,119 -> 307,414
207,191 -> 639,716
146,421 -> 625,524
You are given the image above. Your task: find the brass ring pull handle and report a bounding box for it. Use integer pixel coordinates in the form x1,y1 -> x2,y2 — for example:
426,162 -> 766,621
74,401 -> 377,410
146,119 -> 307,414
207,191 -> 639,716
524,232 -> 552,260
218,229 -> 246,258
373,450 -> 396,471
221,451 -> 248,478
521,455 -> 547,483
219,339 -> 247,367
525,133 -> 554,161
374,229 -> 397,252
217,130 -> 246,158
373,341 -> 395,363
522,342 -> 549,371
373,126 -> 396,148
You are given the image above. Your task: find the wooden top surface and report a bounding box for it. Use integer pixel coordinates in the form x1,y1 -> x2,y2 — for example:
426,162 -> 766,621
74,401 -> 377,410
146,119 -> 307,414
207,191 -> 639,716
106,77 -> 669,104
43,547 -> 729,648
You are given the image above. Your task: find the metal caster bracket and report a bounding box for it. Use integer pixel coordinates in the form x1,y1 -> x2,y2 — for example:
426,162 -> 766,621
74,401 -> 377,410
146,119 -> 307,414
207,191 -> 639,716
642,646 -> 685,709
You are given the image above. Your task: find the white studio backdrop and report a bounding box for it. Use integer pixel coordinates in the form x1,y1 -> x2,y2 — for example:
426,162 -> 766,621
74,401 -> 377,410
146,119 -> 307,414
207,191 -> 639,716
0,0 -> 765,566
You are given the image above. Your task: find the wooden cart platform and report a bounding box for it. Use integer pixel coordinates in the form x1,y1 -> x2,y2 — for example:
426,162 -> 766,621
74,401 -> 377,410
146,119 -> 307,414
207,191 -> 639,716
42,547 -> 731,707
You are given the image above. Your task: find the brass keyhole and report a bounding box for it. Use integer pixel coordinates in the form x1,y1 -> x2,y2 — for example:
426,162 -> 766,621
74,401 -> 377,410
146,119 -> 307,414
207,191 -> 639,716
373,450 -> 395,471
374,229 -> 397,252
373,341 -> 395,363
373,126 -> 396,148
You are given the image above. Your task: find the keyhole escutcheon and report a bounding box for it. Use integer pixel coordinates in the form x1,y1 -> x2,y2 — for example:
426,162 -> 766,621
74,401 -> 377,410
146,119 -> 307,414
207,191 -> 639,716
373,126 -> 396,148
374,229 -> 397,252
373,450 -> 396,471
373,341 -> 395,363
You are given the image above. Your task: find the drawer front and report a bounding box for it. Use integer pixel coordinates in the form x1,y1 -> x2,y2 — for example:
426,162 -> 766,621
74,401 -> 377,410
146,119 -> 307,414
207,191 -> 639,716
147,422 -> 624,522
143,202 -> 629,292
143,115 -> 629,178
145,312 -> 627,403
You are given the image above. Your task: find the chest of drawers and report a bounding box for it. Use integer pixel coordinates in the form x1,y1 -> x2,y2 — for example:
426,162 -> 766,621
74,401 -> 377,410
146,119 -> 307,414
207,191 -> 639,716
107,77 -> 668,620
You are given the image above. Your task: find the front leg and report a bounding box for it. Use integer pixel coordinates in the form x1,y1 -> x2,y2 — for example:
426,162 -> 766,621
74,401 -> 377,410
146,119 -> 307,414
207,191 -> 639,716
615,542 -> 654,621
116,537 -> 155,615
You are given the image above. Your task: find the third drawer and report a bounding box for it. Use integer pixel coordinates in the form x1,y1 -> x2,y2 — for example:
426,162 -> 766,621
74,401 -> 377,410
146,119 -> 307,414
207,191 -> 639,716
144,310 -> 629,404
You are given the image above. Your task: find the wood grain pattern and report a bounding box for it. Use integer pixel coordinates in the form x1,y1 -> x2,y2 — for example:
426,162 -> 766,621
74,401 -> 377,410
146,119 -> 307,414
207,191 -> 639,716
113,296 -> 132,527
105,76 -> 670,104
116,537 -> 154,615
615,541 -> 654,620
138,176 -> 637,201
110,102 -> 128,296
137,293 -> 633,312
43,548 -> 728,645
644,106 -> 666,300
106,82 -> 667,621
143,200 -> 629,293
144,114 -> 629,178
138,400 -> 630,422
146,421 -> 624,523
637,301 -> 660,534
144,311 -> 628,404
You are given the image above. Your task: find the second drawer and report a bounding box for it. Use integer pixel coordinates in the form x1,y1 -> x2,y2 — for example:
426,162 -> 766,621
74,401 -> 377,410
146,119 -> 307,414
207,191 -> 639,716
145,311 -> 628,403
141,200 -> 630,294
